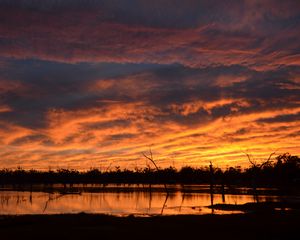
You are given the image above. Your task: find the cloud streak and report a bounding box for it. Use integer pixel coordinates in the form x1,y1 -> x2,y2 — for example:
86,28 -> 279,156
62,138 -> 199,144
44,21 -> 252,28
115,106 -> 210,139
0,0 -> 300,69
0,1 -> 299,169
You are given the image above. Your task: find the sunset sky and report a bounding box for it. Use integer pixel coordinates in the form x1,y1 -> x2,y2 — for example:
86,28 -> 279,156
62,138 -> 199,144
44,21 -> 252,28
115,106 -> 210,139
0,0 -> 300,170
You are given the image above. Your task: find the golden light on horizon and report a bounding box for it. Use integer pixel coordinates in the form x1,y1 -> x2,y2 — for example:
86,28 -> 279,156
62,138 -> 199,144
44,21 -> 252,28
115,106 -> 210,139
0,0 -> 299,170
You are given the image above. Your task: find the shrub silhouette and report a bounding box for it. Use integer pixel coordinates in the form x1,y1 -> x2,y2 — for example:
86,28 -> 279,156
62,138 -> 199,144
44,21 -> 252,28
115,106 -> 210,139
0,153 -> 299,188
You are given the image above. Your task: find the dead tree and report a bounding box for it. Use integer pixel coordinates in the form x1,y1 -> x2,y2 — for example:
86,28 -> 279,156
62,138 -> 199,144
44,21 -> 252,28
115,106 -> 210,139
209,161 -> 214,214
243,151 -> 276,202
142,148 -> 169,194
142,149 -> 169,214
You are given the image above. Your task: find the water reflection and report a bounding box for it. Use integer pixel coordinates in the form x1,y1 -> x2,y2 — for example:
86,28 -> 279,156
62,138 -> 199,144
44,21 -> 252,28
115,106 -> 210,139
0,184 -> 283,216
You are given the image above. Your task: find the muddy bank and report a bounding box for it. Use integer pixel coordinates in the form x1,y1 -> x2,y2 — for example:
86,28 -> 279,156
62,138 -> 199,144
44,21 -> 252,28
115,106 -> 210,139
0,212 -> 299,240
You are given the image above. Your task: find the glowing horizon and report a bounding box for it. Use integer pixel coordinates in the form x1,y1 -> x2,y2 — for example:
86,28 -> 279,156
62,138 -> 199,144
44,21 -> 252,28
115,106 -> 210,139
0,0 -> 299,170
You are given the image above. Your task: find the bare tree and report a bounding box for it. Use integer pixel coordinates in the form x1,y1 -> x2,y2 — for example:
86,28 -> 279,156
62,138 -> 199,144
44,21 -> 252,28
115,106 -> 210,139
142,148 -> 169,194
142,148 -> 158,171
142,148 -> 169,214
243,151 -> 276,170
243,151 -> 277,202
209,161 -> 214,214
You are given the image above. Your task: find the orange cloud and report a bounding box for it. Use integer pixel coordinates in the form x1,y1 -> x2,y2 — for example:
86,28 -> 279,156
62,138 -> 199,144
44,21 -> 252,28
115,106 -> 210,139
0,98 -> 299,169
0,1 -> 299,170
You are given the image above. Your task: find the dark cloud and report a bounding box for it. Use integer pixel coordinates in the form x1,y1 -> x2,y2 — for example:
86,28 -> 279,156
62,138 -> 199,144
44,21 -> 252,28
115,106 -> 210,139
0,59 -> 161,128
0,1 -> 299,168
10,134 -> 54,146
1,59 -> 300,130
257,112 -> 300,123
105,133 -> 138,141
81,120 -> 131,131
0,0 -> 299,68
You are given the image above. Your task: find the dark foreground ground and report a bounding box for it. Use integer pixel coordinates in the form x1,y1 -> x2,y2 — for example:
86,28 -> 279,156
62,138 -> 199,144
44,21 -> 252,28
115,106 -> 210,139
0,212 -> 299,240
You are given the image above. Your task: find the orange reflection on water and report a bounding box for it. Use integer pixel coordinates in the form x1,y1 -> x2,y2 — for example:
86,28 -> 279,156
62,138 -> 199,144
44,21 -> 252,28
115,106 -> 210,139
0,185 -> 282,216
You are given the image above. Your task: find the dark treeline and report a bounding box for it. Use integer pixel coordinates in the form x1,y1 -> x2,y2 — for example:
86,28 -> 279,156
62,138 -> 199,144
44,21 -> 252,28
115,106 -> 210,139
0,153 -> 299,187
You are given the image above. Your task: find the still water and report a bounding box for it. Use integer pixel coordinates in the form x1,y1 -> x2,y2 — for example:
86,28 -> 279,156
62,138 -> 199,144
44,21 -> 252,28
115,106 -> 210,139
0,184 -> 283,216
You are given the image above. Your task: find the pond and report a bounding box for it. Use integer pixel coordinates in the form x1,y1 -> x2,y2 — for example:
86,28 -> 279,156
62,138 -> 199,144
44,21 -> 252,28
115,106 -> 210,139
0,184 -> 290,216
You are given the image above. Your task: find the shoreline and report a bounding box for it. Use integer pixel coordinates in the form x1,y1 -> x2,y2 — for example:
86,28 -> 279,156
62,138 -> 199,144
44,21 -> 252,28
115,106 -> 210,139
0,211 -> 299,240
